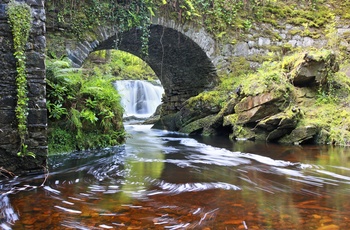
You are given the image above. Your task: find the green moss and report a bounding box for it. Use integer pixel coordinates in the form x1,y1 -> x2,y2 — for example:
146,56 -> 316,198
187,90 -> 225,109
231,125 -> 255,140
299,104 -> 350,145
7,0 -> 33,157
289,29 -> 301,36
223,114 -> 238,126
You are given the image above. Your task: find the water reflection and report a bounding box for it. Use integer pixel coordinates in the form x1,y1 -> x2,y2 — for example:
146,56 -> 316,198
0,195 -> 18,230
1,124 -> 350,229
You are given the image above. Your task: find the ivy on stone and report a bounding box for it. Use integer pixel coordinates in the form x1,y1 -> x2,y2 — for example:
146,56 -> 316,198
7,0 -> 35,158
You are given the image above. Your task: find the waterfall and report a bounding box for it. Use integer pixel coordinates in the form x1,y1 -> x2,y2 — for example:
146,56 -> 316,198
114,80 -> 164,118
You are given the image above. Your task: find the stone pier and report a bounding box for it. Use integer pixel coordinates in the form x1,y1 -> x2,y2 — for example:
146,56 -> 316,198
0,0 -> 47,175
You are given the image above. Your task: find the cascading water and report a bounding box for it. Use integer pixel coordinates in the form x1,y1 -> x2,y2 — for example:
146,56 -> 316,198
113,80 -> 164,118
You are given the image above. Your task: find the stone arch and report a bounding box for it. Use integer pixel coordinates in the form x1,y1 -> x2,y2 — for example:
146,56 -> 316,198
67,24 -> 218,114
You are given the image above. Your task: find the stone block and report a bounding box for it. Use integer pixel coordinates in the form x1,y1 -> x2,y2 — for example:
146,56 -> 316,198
33,35 -> 46,52
27,81 -> 45,97
27,108 -> 47,125
0,128 -> 18,145
0,110 -> 16,124
0,95 -> 16,108
26,51 -> 45,69
28,98 -> 46,109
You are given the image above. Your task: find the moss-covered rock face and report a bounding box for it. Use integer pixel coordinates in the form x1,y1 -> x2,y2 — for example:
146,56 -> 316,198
279,125 -> 319,145
291,51 -> 338,87
168,48 -> 350,146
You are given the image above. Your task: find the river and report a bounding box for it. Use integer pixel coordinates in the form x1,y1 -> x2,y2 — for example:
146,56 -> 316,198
2,80 -> 350,229
1,121 -> 350,229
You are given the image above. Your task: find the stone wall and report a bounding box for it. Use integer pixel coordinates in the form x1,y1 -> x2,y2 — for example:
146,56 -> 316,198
0,0 -> 47,175
155,17 -> 350,74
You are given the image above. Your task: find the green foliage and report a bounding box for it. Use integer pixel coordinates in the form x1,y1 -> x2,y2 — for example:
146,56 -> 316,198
85,50 -> 157,81
157,0 -> 333,40
7,0 -> 33,157
17,144 -> 35,158
300,104 -> 350,146
48,127 -> 76,154
230,60 -> 292,98
46,58 -> 126,154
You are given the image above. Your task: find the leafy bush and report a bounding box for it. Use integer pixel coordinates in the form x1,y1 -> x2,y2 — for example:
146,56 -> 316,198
46,58 -> 126,154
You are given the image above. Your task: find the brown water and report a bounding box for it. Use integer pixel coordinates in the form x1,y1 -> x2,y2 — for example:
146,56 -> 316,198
2,124 -> 350,229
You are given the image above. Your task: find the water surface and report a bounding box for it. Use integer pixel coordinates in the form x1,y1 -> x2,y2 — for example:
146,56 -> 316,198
2,124 -> 350,229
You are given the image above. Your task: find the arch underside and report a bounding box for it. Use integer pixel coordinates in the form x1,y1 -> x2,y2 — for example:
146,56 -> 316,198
73,25 -> 218,114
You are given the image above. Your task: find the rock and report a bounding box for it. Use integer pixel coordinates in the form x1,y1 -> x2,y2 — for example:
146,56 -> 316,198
294,87 -> 316,106
256,107 -> 301,141
279,125 -> 319,144
230,125 -> 256,141
173,94 -> 222,129
152,113 -> 179,131
316,129 -> 331,144
233,42 -> 249,57
292,52 -> 338,87
221,97 -> 238,116
223,114 -> 238,127
179,114 -> 218,136
143,104 -> 162,124
234,92 -> 285,124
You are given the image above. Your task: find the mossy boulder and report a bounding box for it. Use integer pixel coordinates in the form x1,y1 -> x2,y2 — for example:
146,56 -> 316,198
279,125 -> 319,145
230,125 -> 256,141
152,113 -> 179,131
179,92 -> 222,126
154,48 -> 350,146
256,107 -> 302,141
290,51 -> 339,87
179,114 -> 218,136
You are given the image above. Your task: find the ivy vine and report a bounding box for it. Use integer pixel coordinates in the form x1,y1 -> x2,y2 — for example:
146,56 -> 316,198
7,0 -> 35,158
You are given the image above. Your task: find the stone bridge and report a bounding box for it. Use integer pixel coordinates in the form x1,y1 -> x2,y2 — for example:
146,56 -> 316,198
0,0 -> 221,174
0,0 -> 332,174
66,18 -> 219,114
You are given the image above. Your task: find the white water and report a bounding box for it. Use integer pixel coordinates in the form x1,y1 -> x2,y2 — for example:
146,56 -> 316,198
113,80 -> 164,118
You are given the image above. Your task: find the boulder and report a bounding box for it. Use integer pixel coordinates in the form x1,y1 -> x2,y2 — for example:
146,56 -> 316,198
234,92 -> 285,124
279,125 -> 319,144
152,113 -> 179,131
256,107 -> 302,141
179,114 -> 218,136
175,93 -> 222,128
292,52 -> 338,87
230,125 -> 256,141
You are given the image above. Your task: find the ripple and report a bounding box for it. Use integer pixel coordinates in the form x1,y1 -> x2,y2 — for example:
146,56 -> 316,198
148,180 -> 241,195
54,205 -> 82,214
